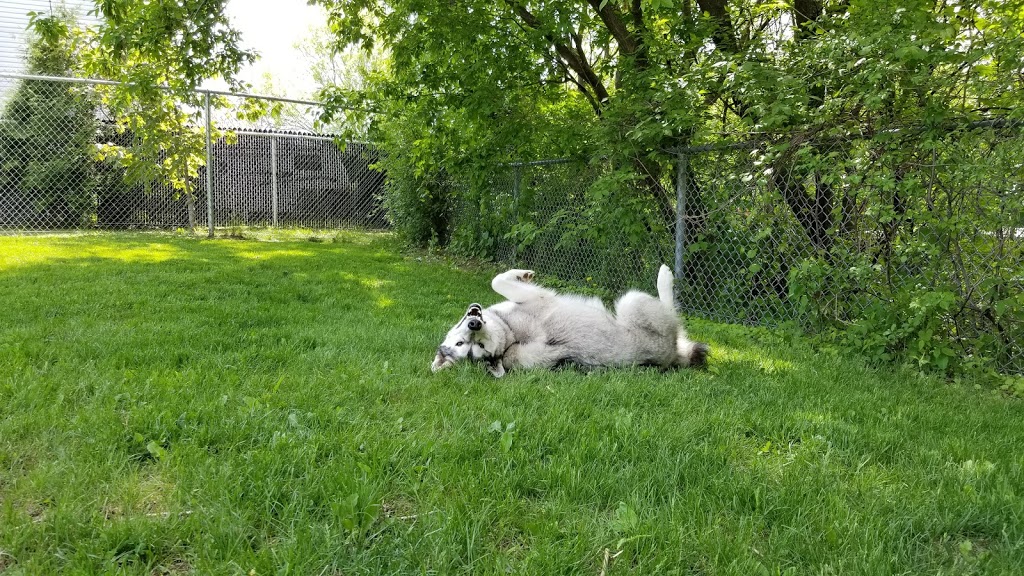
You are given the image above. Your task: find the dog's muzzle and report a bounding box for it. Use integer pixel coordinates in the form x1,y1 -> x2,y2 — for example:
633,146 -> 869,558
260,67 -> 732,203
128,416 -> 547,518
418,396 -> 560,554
467,318 -> 482,331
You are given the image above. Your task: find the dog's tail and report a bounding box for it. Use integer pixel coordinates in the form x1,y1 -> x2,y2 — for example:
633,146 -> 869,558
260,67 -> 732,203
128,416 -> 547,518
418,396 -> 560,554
657,264 -> 675,310
661,264 -> 711,368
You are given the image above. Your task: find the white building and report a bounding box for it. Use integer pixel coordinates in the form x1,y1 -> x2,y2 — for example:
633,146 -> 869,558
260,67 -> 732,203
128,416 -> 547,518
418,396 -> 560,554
1,0 -> 99,104
1,0 -> 100,71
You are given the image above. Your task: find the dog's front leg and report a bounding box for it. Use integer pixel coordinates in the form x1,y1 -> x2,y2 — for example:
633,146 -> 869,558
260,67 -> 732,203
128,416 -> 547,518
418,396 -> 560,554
501,340 -> 564,372
491,269 -> 555,303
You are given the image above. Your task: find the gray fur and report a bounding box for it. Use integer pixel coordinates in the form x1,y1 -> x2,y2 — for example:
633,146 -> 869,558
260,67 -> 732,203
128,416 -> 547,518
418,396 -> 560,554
431,265 -> 709,377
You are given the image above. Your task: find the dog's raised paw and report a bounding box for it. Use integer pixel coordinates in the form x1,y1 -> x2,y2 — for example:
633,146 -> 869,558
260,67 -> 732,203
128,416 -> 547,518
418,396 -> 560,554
507,269 -> 535,283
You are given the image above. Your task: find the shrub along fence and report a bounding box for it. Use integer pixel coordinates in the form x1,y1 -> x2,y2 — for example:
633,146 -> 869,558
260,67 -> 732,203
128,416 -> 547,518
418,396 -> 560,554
442,121 -> 1023,375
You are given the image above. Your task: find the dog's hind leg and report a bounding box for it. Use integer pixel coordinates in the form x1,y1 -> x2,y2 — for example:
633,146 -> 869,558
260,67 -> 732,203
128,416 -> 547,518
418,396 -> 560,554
616,291 -> 676,339
491,269 -> 556,303
656,264 -> 710,369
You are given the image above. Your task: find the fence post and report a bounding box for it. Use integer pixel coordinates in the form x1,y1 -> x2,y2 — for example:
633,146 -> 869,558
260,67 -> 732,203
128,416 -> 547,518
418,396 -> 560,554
271,136 -> 279,226
512,164 -> 522,201
204,91 -> 214,237
512,163 -> 524,218
674,151 -> 688,287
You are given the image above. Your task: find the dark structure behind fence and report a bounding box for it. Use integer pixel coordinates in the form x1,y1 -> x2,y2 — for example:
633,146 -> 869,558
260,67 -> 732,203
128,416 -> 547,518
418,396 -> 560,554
0,74 -> 387,232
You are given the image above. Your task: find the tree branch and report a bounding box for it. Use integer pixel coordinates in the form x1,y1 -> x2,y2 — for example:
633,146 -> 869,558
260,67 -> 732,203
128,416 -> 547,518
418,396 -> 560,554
585,0 -> 647,69
554,54 -> 603,115
695,0 -> 738,53
792,0 -> 823,41
506,1 -> 610,105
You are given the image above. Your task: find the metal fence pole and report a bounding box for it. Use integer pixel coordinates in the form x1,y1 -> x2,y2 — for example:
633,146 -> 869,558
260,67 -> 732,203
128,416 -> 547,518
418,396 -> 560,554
674,151 -> 689,285
271,137 -> 279,226
512,163 -> 523,221
512,164 -> 522,201
204,91 -> 214,237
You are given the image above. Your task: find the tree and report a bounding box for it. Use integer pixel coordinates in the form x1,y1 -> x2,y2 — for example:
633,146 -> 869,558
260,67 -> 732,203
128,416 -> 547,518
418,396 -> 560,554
311,0 -> 1024,245
296,22 -> 388,137
0,12 -> 97,228
31,0 -> 256,234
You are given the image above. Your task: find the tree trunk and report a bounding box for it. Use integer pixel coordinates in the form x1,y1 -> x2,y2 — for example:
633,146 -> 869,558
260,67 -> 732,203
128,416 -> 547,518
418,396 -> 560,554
772,164 -> 834,254
633,156 -> 675,229
183,164 -> 197,233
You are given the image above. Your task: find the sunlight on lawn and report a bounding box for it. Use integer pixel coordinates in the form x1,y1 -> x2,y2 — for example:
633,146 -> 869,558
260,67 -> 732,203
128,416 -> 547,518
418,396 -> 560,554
339,271 -> 392,290
710,342 -> 797,374
215,242 -> 316,260
0,234 -> 338,270
0,238 -> 185,269
336,271 -> 395,308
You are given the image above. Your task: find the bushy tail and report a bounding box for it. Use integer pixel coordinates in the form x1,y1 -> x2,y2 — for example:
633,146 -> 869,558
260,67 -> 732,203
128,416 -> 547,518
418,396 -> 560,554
660,263 -> 710,369
657,264 -> 675,310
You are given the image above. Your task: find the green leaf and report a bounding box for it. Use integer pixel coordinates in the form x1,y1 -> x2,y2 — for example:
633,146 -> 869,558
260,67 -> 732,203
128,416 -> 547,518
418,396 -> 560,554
500,422 -> 516,453
959,539 -> 973,557
145,440 -> 167,461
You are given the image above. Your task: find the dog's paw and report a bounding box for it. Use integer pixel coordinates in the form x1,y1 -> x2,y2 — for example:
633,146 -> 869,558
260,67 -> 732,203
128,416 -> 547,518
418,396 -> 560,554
510,269 -> 534,283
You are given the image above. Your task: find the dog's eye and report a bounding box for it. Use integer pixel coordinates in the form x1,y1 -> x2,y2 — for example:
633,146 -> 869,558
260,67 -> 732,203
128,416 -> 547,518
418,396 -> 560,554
455,341 -> 464,347
477,342 -> 485,348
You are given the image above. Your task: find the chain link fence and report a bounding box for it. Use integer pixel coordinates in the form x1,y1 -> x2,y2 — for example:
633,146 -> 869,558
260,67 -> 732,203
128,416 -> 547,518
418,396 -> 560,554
2,72 -> 1021,372
458,123 -> 1023,373
0,73 -> 386,232
680,124 -> 1023,373
447,159 -> 674,296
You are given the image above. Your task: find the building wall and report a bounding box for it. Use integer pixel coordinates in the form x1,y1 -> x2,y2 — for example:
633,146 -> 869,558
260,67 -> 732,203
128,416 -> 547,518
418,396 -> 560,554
0,0 -> 99,72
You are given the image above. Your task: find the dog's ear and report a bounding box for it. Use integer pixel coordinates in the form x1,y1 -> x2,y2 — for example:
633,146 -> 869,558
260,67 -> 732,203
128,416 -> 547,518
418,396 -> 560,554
431,350 -> 453,373
466,303 -> 483,317
486,357 -> 506,378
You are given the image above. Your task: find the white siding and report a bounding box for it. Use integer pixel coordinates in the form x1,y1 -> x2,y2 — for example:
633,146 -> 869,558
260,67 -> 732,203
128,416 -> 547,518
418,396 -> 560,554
0,0 -> 100,74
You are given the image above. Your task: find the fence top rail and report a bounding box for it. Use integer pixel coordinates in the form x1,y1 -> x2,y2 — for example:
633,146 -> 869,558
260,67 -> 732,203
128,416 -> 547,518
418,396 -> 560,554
233,130 -> 339,143
230,130 -> 374,147
0,72 -> 370,111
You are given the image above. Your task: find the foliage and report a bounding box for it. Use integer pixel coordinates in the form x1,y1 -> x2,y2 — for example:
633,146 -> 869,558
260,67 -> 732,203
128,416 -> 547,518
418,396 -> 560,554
680,123 -> 1024,375
309,0 -> 1024,221
29,0 -> 256,232
294,21 -> 389,136
0,12 -> 97,228
310,0 -> 1024,374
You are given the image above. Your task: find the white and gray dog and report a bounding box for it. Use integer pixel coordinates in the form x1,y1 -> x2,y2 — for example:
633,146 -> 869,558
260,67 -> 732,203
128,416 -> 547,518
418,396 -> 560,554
431,265 -> 709,377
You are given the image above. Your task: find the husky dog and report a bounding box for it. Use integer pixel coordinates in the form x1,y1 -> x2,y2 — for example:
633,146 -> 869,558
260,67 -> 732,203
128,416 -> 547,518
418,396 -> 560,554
431,265 -> 709,377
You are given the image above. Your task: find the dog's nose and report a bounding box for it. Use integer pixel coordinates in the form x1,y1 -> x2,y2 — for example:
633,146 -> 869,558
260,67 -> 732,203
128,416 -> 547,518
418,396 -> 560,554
468,318 -> 482,331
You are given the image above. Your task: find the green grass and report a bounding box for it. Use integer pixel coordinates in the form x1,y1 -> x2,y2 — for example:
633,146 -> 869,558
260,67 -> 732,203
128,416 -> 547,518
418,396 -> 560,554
0,231 -> 1022,575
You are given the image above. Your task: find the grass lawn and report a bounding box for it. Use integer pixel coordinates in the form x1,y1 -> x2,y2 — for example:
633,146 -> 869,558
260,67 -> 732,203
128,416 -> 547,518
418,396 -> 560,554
0,231 -> 1022,575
